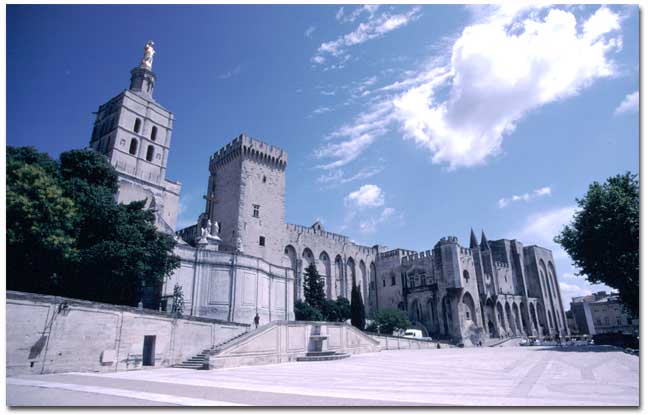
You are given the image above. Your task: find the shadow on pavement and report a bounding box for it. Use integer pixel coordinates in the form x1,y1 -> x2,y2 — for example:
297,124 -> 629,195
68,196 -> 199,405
528,345 -> 634,353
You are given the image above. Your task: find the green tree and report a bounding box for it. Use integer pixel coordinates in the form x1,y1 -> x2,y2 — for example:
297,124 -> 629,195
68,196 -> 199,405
172,284 -> 185,315
8,146 -> 60,177
6,146 -> 180,308
294,300 -> 323,321
302,263 -> 326,309
350,284 -> 366,330
555,172 -> 639,317
6,156 -> 78,293
373,308 -> 411,335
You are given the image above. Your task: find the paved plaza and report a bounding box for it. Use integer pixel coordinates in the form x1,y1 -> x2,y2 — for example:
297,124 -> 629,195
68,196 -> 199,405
7,345 -> 639,406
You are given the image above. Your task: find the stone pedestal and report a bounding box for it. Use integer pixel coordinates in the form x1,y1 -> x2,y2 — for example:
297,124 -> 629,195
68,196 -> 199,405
297,324 -> 350,362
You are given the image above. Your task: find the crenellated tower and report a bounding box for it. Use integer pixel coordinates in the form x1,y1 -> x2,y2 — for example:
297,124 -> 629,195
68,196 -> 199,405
205,134 -> 288,265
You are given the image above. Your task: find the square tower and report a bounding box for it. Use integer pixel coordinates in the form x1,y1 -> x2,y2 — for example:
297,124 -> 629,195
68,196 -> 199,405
205,134 -> 287,265
88,42 -> 181,233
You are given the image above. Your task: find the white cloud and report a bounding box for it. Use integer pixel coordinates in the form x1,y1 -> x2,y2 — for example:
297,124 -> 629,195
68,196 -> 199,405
317,166 -> 383,186
336,5 -> 380,24
498,186 -> 552,208
217,64 -> 242,80
314,6 -> 421,65
512,205 -> 577,260
315,100 -> 392,169
316,6 -> 623,170
305,26 -> 316,38
559,282 -> 592,301
311,106 -> 333,116
345,184 -> 385,208
359,207 -> 395,233
614,91 -> 638,115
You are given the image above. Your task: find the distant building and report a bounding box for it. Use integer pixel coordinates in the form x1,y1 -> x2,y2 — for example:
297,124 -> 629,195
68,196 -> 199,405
565,310 -> 579,334
570,291 -> 638,336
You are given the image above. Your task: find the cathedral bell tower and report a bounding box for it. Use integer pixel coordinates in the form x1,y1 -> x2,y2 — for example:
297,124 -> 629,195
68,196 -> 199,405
88,41 -> 181,233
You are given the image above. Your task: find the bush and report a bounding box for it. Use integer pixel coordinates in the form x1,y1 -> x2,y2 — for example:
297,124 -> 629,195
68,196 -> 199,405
320,299 -> 341,322
335,296 -> 351,322
365,321 -> 378,333
373,308 -> 410,335
294,300 -> 323,321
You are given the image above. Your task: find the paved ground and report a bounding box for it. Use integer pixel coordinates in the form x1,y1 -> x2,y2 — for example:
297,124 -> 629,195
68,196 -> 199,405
7,345 -> 639,407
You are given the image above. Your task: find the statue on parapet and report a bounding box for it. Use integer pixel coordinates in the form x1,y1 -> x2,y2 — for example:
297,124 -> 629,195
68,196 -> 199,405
140,40 -> 155,70
197,218 -> 221,248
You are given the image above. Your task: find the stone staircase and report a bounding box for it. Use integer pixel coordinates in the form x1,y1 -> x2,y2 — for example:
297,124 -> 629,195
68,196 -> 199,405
173,331 -> 249,369
296,325 -> 350,362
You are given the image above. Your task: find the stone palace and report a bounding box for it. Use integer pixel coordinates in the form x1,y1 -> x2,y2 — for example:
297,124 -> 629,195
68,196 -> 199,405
89,43 -> 569,346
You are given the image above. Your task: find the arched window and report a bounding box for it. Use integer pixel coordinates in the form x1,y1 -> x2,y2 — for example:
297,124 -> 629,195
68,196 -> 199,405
146,145 -> 154,162
129,138 -> 138,155
134,118 -> 142,133
463,270 -> 470,283
151,126 -> 158,141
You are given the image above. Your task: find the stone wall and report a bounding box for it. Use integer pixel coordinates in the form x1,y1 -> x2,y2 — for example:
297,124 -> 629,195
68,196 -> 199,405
209,321 -> 381,369
6,291 -> 248,377
369,334 -> 454,350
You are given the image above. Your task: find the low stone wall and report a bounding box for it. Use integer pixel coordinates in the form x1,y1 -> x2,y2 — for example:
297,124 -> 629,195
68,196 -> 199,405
210,321 -> 381,369
6,291 -> 248,377
370,335 -> 454,350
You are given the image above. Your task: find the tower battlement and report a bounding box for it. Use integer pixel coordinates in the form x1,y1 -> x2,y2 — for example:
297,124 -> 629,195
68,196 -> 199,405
210,134 -> 288,171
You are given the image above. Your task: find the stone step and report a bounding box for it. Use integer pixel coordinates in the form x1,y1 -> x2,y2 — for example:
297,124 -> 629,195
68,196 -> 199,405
173,363 -> 208,369
296,353 -> 350,362
305,351 -> 337,357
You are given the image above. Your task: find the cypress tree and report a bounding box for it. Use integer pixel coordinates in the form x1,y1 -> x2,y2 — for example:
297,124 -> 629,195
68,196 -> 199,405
302,263 -> 326,310
350,283 -> 366,330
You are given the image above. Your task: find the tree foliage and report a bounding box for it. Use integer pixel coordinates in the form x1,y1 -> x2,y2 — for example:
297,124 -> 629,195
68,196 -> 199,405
350,283 -> 366,330
555,172 -> 639,317
172,284 -> 185,315
7,152 -> 78,293
302,263 -> 326,310
294,300 -> 323,321
373,308 -> 411,335
6,146 -> 180,307
335,296 -> 351,322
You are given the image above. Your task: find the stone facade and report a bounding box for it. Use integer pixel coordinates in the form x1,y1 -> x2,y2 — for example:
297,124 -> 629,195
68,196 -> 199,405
162,241 -> 294,326
380,231 -> 570,346
283,222 -> 379,312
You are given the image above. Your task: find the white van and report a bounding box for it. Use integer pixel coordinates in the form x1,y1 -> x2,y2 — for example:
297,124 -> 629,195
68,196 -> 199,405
403,329 -> 431,340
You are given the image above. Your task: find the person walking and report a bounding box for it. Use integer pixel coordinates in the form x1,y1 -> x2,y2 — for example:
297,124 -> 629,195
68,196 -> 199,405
254,313 -> 260,329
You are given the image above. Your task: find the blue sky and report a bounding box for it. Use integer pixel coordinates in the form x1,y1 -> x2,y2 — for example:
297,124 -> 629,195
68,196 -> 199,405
7,4 -> 639,307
